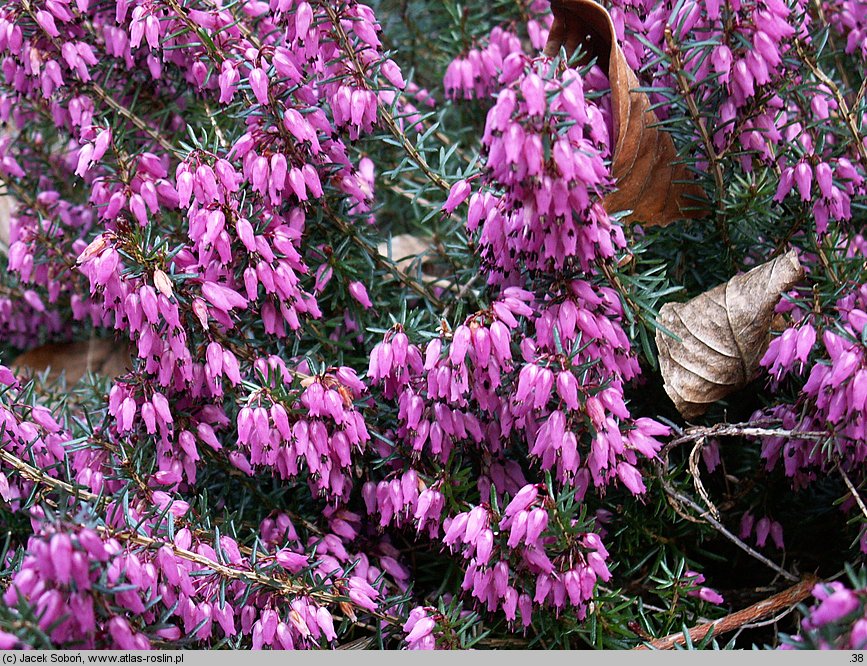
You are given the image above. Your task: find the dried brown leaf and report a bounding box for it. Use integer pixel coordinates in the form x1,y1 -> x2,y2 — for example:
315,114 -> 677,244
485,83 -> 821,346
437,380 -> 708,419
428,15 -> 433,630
544,0 -> 706,226
656,249 -> 804,419
12,338 -> 132,385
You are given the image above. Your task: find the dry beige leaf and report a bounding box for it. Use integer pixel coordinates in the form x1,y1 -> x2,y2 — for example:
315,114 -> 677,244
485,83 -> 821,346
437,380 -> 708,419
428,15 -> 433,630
544,0 -> 706,226
0,128 -> 11,252
11,338 -> 132,385
0,188 -> 12,253
377,233 -> 443,284
656,249 -> 804,419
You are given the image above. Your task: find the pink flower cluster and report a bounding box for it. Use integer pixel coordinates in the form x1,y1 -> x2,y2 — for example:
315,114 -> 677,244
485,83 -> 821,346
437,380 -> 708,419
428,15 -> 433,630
3,510 -> 396,649
472,61 -> 619,278
1,138 -> 107,347
364,51 -> 669,631
607,0 -> 864,234
442,2 -> 551,101
739,512 -> 786,551
4,0 -> 863,651
784,580 -> 867,650
759,283 -> 867,483
0,0 -> 426,648
824,0 -> 867,60
757,266 -> 867,551
682,571 -> 725,606
402,607 -> 440,650
0,0 -> 412,495
0,363 -> 406,648
236,364 -> 370,500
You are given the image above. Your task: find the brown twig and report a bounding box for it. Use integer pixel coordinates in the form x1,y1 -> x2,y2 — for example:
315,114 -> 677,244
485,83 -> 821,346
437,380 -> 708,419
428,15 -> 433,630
663,27 -> 729,251
837,462 -> 867,522
320,3 -> 450,193
663,421 -> 828,455
655,464 -> 799,582
688,437 -> 720,520
739,603 -> 800,630
795,39 -> 867,169
656,420 -> 805,582
0,447 -> 102,505
634,576 -> 819,650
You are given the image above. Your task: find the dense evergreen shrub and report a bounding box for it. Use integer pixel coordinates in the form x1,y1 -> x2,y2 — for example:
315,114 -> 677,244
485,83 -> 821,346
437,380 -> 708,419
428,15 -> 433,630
0,0 -> 864,649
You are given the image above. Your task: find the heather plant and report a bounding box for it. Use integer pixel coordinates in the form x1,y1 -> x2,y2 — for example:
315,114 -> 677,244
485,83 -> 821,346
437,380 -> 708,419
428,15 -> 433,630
780,569 -> 867,650
0,0 -> 864,651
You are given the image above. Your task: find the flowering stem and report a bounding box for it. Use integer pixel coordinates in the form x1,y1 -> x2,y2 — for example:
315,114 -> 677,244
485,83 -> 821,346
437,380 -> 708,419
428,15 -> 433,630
794,39 -> 867,169
808,0 -> 853,99
86,82 -> 179,156
202,0 -> 447,193
0,445 -> 402,626
19,0 -> 177,157
321,2 -> 450,193
663,27 -> 730,252
160,0 -> 445,308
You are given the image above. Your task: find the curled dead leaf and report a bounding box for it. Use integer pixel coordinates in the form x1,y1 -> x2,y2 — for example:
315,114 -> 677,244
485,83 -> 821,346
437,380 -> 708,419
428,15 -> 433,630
544,0 -> 706,226
11,338 -> 132,385
655,249 -> 804,419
